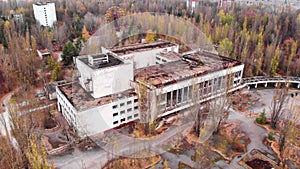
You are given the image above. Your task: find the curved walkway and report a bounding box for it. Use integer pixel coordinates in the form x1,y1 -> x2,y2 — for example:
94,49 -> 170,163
243,76 -> 300,88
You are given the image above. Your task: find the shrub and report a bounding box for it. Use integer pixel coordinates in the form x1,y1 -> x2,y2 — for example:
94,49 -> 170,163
256,109 -> 267,125
268,132 -> 275,141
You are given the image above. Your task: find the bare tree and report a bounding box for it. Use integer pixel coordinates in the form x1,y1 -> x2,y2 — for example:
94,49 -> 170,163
191,79 -> 204,138
6,99 -> 54,169
54,23 -> 71,49
210,95 -> 231,135
270,87 -> 289,129
278,101 -> 299,167
0,113 -> 22,168
135,82 -> 161,136
193,70 -> 233,139
209,70 -> 233,135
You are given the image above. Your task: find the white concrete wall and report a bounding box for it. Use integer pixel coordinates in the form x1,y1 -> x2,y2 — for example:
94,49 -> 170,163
76,58 -> 93,92
33,3 -> 57,27
77,103 -> 112,137
91,61 -> 133,98
115,45 -> 179,69
56,86 -> 79,128
57,84 -> 139,137
77,96 -> 139,137
76,57 -> 134,99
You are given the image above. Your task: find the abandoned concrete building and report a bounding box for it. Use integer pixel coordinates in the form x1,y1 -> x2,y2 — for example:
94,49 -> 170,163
56,40 -> 244,137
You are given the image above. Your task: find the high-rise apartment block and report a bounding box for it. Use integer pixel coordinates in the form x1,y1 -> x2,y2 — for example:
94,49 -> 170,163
33,2 -> 57,27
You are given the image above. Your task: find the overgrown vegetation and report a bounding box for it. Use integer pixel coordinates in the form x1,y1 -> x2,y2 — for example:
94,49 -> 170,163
1,1 -> 300,96
267,132 -> 275,141
256,109 -> 267,125
1,0 -> 300,167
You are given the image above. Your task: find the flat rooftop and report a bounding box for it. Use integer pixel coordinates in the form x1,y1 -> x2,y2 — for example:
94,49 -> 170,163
59,83 -> 136,111
135,51 -> 242,88
78,53 -> 123,70
34,2 -> 54,5
110,40 -> 176,55
157,51 -> 181,61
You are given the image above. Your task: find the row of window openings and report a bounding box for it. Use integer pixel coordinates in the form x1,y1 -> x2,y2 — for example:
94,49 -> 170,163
60,104 -> 77,126
234,71 -> 242,78
62,107 -> 76,124
63,107 -> 74,119
112,99 -> 138,109
58,98 -> 75,118
113,114 -> 139,125
113,106 -> 138,117
159,75 -> 239,108
59,95 -> 75,111
156,57 -> 167,63
61,103 -> 73,116
59,101 -> 77,127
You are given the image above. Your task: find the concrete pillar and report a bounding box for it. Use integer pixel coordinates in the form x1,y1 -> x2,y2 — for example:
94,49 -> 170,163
265,83 -> 268,87
286,83 -> 290,87
255,83 -> 258,88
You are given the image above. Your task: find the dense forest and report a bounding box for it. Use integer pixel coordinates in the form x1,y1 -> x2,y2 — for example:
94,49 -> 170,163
0,0 -> 299,97
0,0 -> 300,168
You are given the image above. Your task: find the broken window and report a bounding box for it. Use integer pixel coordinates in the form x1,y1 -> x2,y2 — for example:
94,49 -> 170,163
127,116 -> 132,120
172,90 -> 177,106
167,91 -> 172,107
183,87 -> 188,101
177,88 -> 182,103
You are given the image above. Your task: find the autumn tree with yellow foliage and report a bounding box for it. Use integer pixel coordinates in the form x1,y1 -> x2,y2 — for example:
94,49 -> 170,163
81,25 -> 90,41
145,30 -> 156,42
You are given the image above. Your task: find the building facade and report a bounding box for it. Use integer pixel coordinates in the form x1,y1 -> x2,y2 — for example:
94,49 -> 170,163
56,40 -> 244,138
102,40 -> 179,69
134,50 -> 244,122
33,2 -> 57,27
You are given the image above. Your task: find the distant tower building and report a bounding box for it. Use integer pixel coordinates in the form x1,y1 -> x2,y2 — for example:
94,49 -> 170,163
32,2 -> 57,27
218,0 -> 234,9
186,0 -> 203,10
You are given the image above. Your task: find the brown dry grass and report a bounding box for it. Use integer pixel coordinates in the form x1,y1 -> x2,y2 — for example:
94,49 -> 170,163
185,122 -> 250,161
103,151 -> 161,169
259,121 -> 300,168
21,109 -> 52,129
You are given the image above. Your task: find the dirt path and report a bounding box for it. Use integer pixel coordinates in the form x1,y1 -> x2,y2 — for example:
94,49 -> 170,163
0,88 -> 18,113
